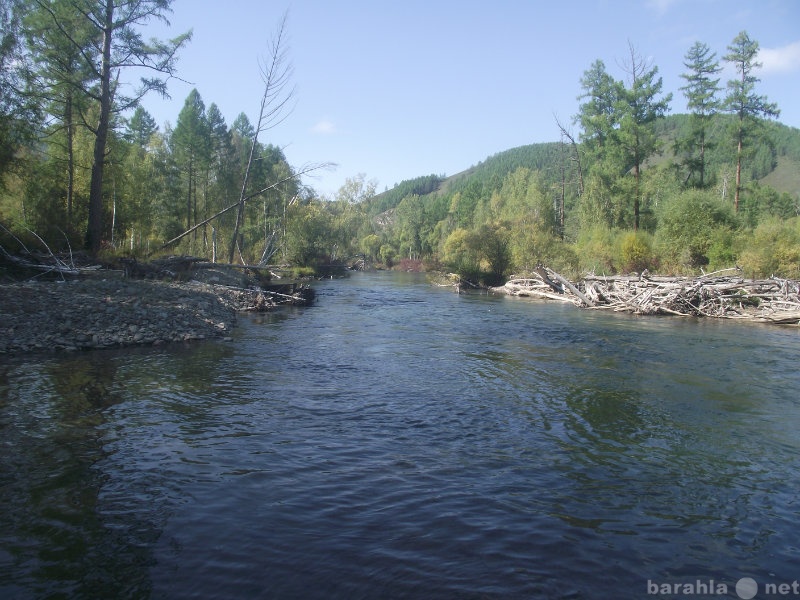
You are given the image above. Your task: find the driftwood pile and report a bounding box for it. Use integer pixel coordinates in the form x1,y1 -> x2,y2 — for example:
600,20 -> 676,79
496,266 -> 800,325
1,247 -> 314,311
117,256 -> 315,310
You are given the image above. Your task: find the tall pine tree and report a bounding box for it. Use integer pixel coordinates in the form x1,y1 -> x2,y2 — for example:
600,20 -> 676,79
617,43 -> 672,231
172,89 -> 210,236
723,31 -> 779,212
677,41 -> 721,188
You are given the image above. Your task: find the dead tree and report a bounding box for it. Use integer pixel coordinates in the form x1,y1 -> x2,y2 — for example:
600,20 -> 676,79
554,113 -> 584,197
228,12 -> 295,263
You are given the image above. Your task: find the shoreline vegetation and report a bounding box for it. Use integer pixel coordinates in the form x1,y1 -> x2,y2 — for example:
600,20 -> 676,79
487,265 -> 800,325
2,251 -> 798,357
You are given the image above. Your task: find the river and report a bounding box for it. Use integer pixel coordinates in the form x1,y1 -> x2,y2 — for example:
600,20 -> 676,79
1,271 -> 799,599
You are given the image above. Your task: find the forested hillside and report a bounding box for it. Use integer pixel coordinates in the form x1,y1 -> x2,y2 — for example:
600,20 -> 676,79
362,113 -> 799,280
1,6 -> 798,280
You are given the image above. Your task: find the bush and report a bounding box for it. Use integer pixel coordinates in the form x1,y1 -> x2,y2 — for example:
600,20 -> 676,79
619,231 -> 655,273
442,228 -> 480,276
706,227 -> 740,271
738,217 -> 800,278
655,189 -> 737,269
576,225 -> 618,274
379,244 -> 396,267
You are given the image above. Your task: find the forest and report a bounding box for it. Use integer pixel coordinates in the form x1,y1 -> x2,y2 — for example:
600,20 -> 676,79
1,0 -> 799,282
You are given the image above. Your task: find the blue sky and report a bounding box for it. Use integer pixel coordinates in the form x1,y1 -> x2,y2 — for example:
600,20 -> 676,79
138,0 -> 800,197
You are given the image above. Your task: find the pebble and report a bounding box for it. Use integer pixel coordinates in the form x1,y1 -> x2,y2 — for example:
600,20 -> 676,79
0,278 -> 238,355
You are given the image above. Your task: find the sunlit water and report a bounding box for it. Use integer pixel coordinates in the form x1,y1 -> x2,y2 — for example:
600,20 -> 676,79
1,271 -> 799,599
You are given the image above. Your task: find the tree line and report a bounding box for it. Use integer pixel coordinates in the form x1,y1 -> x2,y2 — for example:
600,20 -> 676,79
356,32 -> 798,280
1,4 -> 798,279
0,0 -> 314,264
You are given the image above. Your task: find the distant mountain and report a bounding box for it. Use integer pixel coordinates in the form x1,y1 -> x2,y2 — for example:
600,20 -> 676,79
370,114 -> 800,212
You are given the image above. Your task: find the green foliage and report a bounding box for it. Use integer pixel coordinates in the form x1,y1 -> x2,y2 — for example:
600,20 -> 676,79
723,31 -> 781,213
370,174 -> 444,214
676,41 -> 721,187
738,217 -> 800,278
619,231 -> 655,273
574,226 -> 613,273
3,18 -> 800,281
706,226 -> 740,270
655,188 -> 738,270
360,234 -> 382,261
476,222 -> 512,282
379,244 -> 397,267
442,228 -> 480,278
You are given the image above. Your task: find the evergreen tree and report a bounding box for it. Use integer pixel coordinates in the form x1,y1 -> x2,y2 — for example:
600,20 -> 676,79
617,43 -> 672,231
577,60 -> 621,157
206,104 -> 235,212
31,0 -> 192,253
576,60 -> 628,228
677,41 -> 721,188
0,0 -> 37,180
171,89 -> 210,237
126,107 -> 159,148
723,31 -> 780,212
232,113 -> 256,141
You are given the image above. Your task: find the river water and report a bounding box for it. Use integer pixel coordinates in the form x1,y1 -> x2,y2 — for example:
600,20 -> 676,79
1,271 -> 799,599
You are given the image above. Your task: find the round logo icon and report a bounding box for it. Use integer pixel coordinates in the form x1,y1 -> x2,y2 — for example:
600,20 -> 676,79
736,577 -> 758,599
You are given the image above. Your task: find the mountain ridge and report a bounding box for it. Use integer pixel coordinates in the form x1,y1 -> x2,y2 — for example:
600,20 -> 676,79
370,114 -> 800,213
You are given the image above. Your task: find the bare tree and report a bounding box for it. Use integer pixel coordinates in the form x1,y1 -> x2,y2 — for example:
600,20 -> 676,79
554,113 -> 584,196
227,12 -> 295,263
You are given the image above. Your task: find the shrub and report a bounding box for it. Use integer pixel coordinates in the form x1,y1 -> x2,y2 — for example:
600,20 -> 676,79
379,244 -> 396,267
738,217 -> 800,278
655,189 -> 737,269
706,227 -> 740,271
619,231 -> 655,273
576,225 -> 618,274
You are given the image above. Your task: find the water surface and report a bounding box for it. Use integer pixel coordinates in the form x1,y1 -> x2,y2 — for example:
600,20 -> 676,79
1,271 -> 799,598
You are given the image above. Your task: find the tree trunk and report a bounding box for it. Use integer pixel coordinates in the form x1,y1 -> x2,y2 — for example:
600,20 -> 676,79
699,128 -> 706,188
633,162 -> 640,231
65,92 -> 74,229
86,0 -> 114,254
734,133 -> 743,212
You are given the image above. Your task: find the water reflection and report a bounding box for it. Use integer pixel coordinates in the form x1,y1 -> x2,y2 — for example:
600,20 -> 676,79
0,338 -> 238,599
0,352 -> 151,599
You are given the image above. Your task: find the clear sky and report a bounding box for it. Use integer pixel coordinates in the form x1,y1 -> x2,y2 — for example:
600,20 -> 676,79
138,0 -> 800,197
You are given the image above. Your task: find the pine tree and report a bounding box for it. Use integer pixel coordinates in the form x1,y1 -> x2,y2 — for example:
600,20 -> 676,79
1,0 -> 37,178
126,107 -> 159,149
723,31 -> 780,212
617,43 -> 672,231
577,60 -> 621,157
171,89 -> 210,237
32,0 -> 191,253
677,41 -> 721,188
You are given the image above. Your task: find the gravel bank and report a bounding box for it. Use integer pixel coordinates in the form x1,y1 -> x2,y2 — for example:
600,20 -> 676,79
0,278 -> 238,355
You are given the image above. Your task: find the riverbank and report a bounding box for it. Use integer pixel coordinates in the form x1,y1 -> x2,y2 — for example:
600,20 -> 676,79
0,277 -> 242,355
0,251 -> 318,355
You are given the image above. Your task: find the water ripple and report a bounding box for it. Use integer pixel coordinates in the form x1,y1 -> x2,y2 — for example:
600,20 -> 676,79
2,273 -> 800,598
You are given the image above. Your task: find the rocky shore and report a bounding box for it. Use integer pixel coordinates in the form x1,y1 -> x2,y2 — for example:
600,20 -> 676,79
0,277 -> 239,355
